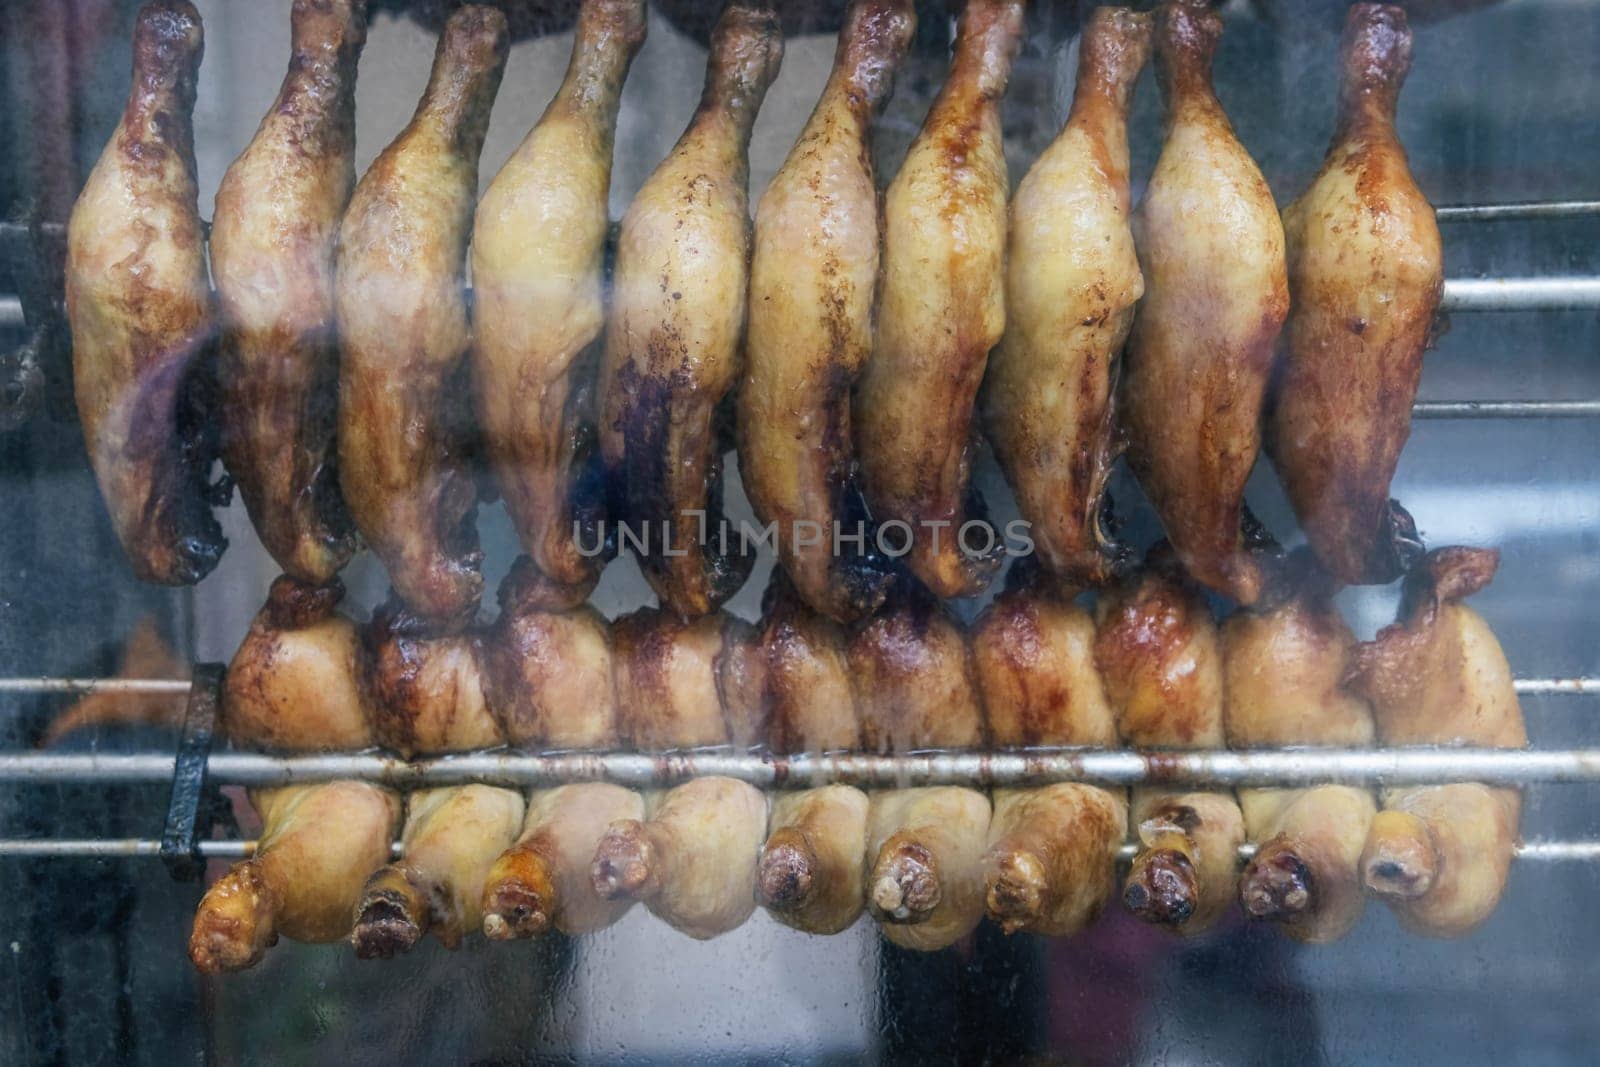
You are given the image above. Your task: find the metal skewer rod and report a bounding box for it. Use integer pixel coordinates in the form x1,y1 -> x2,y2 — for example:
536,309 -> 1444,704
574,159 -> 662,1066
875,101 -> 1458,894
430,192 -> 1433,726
1411,400 -> 1600,419
1435,200 -> 1600,221
0,836 -> 1592,863
3,748 -> 1600,789
0,676 -> 1592,696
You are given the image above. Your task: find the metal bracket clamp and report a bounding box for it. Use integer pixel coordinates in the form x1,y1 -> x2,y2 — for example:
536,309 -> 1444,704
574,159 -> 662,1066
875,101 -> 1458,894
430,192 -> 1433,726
159,663 -> 224,882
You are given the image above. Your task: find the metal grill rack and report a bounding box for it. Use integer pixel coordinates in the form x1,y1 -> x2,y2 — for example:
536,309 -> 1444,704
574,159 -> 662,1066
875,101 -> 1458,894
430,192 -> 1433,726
1,197 -> 1597,870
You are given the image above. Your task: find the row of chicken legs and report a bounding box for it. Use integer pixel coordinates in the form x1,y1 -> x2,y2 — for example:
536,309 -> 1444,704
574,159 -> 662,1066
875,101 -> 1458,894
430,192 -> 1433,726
187,542 -> 1523,973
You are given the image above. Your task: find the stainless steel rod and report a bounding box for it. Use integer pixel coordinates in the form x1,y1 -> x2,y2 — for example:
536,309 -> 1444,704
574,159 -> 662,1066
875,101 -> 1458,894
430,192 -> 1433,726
0,676 -> 1592,695
0,836 -> 1591,863
5,274 -> 1598,331
1435,200 -> 1600,222
0,678 -> 193,694
1440,276 -> 1600,311
1411,400 -> 1600,419
4,749 -> 1600,789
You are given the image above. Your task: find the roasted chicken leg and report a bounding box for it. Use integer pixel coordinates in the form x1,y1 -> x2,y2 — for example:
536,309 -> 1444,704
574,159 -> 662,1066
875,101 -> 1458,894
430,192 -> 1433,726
851,586 -> 990,950
755,576 -> 869,934
854,0 -> 1024,599
1096,549 -> 1244,933
351,785 -> 524,957
189,781 -> 400,974
336,6 -> 509,626
972,564 -> 1124,935
599,3 -> 782,617
1121,0 -> 1289,604
1265,3 -> 1441,586
361,597 -> 502,757
611,606 -> 766,751
982,6 -> 1151,588
1350,547 -> 1526,937
591,776 -> 769,940
212,0 -> 365,585
482,783 -> 645,939
473,0 -> 647,600
67,0 -> 227,585
737,0 -> 915,622
1223,556 -> 1377,943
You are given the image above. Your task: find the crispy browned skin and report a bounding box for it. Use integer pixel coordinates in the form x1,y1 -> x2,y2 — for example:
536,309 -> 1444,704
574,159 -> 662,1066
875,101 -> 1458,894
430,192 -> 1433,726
473,0 -> 646,597
66,0 -> 226,585
1122,1 -> 1289,604
336,7 -> 508,625
758,786 -> 869,935
611,607 -> 767,750
482,784 -> 644,939
854,0 -> 1024,598
760,573 -> 861,755
599,4 -> 782,618
1266,5 -> 1440,586
1349,546 -> 1526,937
1096,552 -> 1243,933
360,597 -> 502,757
983,785 -> 1126,937
212,0 -> 365,584
848,585 -> 986,754
189,781 -> 399,974
972,566 -> 1117,749
351,784 -> 524,957
737,0 -> 915,622
483,558 -> 618,750
753,578 -> 868,933
591,776 -> 769,939
982,7 -> 1151,587
1223,559 -> 1378,942
849,586 -> 989,949
223,576 -> 373,751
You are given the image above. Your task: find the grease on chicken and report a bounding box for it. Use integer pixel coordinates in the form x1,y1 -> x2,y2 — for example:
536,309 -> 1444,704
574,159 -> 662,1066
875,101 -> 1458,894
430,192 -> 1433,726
1266,3 -> 1440,586
189,781 -> 400,974
336,6 -> 509,625
982,6 -> 1151,588
853,0 -> 1024,598
361,598 -> 501,758
599,3 -> 782,617
1350,546 -> 1526,937
66,0 -> 227,585
212,0 -> 365,584
737,0 -> 915,622
473,0 -> 646,599
1121,0 -> 1289,604
611,606 -> 766,751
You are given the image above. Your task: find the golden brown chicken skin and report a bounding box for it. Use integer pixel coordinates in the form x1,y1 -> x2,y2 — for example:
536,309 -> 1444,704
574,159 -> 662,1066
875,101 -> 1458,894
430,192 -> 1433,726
737,0 -> 915,623
753,576 -> 869,934
982,7 -> 1151,588
189,781 -> 400,974
1096,550 -> 1244,934
1122,0 -> 1289,605
66,0 -> 227,585
1265,4 -> 1440,586
1350,546 -> 1526,938
222,575 -> 373,751
591,776 -> 769,940
850,586 -> 989,950
360,596 -> 502,757
972,565 -> 1125,936
611,606 -> 767,751
336,6 -> 508,626
483,558 -> 618,751
351,784 -> 524,958
473,0 -> 646,599
1223,557 -> 1378,943
212,0 -> 365,585
599,4 -> 782,618
854,0 -> 1024,599
482,783 -> 645,940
